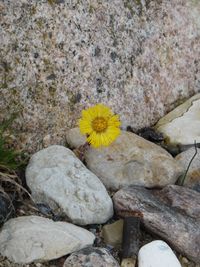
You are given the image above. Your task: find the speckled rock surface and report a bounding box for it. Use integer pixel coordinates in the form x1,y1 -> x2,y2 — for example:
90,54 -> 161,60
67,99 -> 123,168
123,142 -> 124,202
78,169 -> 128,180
0,0 -> 200,152
63,247 -> 120,267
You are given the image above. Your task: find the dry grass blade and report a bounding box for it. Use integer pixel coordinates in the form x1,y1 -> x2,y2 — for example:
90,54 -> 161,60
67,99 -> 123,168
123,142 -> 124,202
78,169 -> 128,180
0,185 -> 14,223
0,114 -> 37,221
0,171 -> 35,203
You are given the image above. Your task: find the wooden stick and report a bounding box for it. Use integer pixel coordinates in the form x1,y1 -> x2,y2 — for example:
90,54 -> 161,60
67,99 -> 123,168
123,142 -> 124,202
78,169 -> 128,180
121,216 -> 141,266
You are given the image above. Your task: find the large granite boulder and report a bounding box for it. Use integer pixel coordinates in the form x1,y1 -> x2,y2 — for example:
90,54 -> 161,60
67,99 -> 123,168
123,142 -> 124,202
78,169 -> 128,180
1,0 -> 200,152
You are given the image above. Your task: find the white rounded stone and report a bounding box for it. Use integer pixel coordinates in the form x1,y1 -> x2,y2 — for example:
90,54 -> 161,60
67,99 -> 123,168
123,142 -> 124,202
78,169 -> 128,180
26,145 -> 113,225
138,240 -> 182,267
0,216 -> 95,264
66,127 -> 86,148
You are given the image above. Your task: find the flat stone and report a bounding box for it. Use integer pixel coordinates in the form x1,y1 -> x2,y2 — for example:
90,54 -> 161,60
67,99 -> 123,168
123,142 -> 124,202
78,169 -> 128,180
175,147 -> 200,192
1,1 -> 200,153
85,131 -> 183,190
138,240 -> 182,267
26,145 -> 113,225
101,219 -> 124,248
66,128 -> 86,149
155,94 -> 200,148
63,247 -> 120,267
113,186 -> 200,263
0,216 -> 95,264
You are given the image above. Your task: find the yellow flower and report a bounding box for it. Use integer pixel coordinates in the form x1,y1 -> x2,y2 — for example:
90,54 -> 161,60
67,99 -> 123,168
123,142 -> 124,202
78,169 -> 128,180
79,104 -> 121,148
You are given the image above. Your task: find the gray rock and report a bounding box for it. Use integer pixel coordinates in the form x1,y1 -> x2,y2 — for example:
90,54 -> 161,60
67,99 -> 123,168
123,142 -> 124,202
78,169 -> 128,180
0,216 -> 95,264
1,1 -> 200,153
113,186 -> 200,263
63,247 -> 119,267
138,240 -> 182,267
175,147 -> 200,192
85,131 -> 183,190
155,94 -> 200,149
66,128 -> 86,149
26,145 -> 113,225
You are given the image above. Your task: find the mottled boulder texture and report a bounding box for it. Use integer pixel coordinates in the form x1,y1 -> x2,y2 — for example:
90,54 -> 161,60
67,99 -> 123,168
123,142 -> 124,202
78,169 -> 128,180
63,247 -> 120,267
1,0 -> 200,152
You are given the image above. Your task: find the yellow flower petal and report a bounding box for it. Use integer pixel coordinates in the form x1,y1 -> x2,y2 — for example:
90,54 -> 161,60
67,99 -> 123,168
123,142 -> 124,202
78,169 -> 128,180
108,115 -> 121,127
79,104 -> 121,148
79,118 -> 93,134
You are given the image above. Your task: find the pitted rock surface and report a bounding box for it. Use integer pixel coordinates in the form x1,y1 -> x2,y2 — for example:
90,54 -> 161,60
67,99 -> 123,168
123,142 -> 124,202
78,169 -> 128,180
25,145 -> 113,225
1,1 -> 200,152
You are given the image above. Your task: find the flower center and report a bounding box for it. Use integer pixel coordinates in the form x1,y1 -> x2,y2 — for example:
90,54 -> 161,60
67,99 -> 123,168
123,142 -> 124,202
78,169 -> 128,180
92,117 -> 108,133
